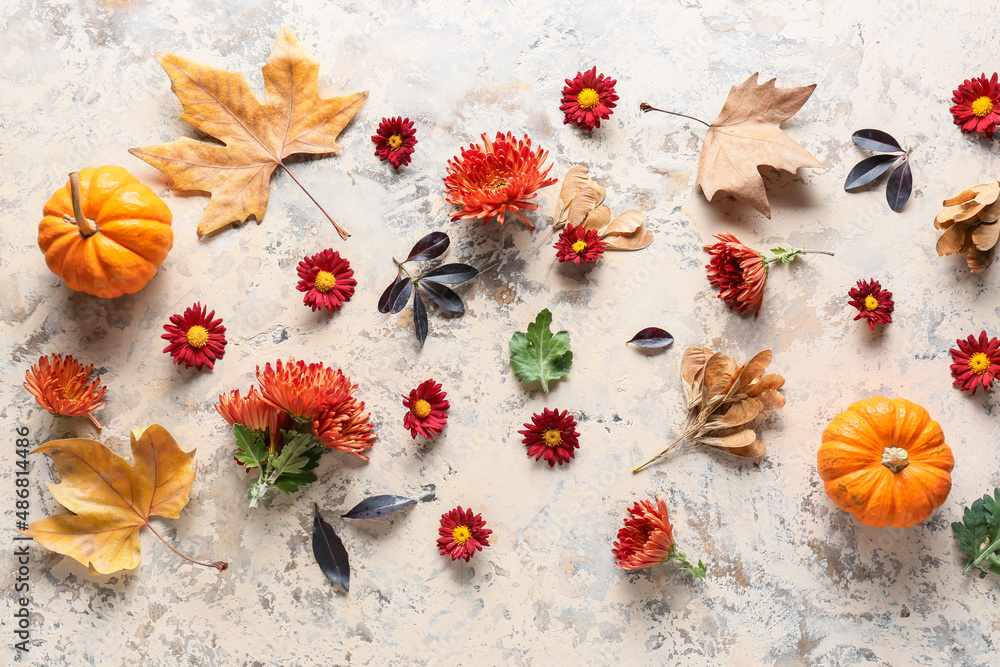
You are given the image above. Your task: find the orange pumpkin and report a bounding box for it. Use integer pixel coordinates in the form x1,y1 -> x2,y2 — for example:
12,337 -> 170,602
38,167 -> 173,298
818,397 -> 954,528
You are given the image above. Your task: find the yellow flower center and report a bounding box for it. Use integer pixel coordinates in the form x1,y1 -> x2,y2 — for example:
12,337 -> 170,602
572,240 -> 588,254
577,88 -> 600,110
969,352 -> 991,374
413,399 -> 432,419
314,270 -> 337,293
185,325 -> 209,349
452,525 -> 472,545
864,295 -> 879,311
972,96 -> 995,118
488,176 -> 508,191
388,134 -> 403,150
542,428 -> 562,447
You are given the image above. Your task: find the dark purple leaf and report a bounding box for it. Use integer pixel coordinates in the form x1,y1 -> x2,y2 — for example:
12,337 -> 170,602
406,232 -> 450,262
312,504 -> 349,593
419,281 -> 465,313
852,129 -> 903,154
844,154 -> 901,190
413,289 -> 428,346
627,327 -> 674,348
420,263 -> 479,285
341,495 -> 417,520
377,273 -> 403,314
387,279 -> 413,314
886,159 -> 912,212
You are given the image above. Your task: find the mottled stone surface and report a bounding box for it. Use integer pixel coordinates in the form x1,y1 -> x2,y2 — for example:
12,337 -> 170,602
2,0 -> 1000,665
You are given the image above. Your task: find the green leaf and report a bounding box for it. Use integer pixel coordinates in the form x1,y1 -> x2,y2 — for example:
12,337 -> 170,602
233,424 -> 268,471
952,488 -> 1000,576
273,446 -> 324,494
267,431 -> 323,495
509,308 -> 573,393
670,548 -> 708,580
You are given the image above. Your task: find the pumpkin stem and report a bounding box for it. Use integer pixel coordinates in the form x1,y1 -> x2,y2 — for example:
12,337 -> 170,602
68,171 -> 98,238
881,446 -> 909,473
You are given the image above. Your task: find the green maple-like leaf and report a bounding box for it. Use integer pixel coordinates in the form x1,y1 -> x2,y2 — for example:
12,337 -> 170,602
509,308 -> 573,393
952,488 -> 1000,576
269,430 -> 324,495
233,424 -> 267,471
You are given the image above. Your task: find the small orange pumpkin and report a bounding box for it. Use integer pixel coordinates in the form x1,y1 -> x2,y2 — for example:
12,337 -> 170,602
818,397 -> 954,528
38,167 -> 173,298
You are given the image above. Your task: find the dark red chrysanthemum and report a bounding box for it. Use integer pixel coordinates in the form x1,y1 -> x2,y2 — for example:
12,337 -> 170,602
517,408 -> 580,466
23,354 -> 106,430
296,249 -> 357,312
847,279 -> 894,330
554,223 -> 606,265
612,497 -> 676,570
560,66 -> 619,132
704,233 -> 768,317
443,132 -> 557,229
161,302 -> 227,370
950,330 -> 1000,394
437,506 -> 492,562
372,116 -> 417,169
402,379 -> 449,439
950,73 -> 1000,138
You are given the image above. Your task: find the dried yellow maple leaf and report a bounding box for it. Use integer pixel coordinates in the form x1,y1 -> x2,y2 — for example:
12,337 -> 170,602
22,425 -> 226,574
130,27 -> 368,239
642,73 -> 823,218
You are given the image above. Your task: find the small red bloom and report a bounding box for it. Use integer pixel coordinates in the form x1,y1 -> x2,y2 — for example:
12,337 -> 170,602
554,223 -> 606,265
612,498 -> 675,571
704,233 -> 768,317
402,379 -> 449,439
215,386 -> 290,452
847,279 -> 894,330
444,132 -> 557,229
518,408 -> 580,466
23,354 -> 106,430
437,506 -> 492,562
296,249 -> 357,312
161,303 -> 227,370
561,67 -> 619,132
950,73 -> 1000,138
372,116 -> 417,169
950,330 -> 1000,394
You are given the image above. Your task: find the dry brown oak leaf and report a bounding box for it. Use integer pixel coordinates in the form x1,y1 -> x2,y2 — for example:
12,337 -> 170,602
697,73 -> 824,218
21,425 -> 226,574
935,179 -> 1000,273
129,27 -> 368,239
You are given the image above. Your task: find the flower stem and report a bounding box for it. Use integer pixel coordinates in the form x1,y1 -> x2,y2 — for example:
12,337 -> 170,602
669,546 -> 707,580
145,522 -> 228,571
279,163 -> 350,240
639,103 -> 711,127
632,427 -> 698,473
763,247 -> 835,265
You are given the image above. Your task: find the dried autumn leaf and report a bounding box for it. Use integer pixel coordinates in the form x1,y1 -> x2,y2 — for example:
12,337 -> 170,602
633,345 -> 785,472
22,425 -> 226,574
552,167 -> 652,252
130,27 -> 368,239
934,178 -> 1000,273
694,74 -> 823,218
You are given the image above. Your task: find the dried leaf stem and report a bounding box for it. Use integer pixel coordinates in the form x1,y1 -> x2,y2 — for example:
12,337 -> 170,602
279,164 -> 350,240
146,522 -> 228,572
639,103 -> 711,127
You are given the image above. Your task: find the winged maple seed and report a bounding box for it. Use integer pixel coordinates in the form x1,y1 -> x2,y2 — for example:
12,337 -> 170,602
130,27 -> 368,239
641,73 -> 823,218
21,425 -> 227,574
935,179 -> 1000,273
552,166 -> 652,251
632,346 -> 785,473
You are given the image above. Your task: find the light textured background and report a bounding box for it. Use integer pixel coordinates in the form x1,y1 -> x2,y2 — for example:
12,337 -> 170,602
2,0 -> 1000,665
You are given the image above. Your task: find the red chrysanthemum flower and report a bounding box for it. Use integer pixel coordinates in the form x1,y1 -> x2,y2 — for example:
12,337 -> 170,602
256,358 -> 359,420
560,67 -> 619,132
554,223 -> 606,265
402,379 -> 449,439
704,233 -> 768,317
216,386 -> 290,452
296,249 -> 357,312
372,116 -> 418,169
437,506 -> 492,562
313,395 -> 377,460
443,132 -> 557,229
950,73 -> 1000,139
518,408 -> 580,467
950,330 -> 1000,394
23,354 -> 106,430
847,279 -> 894,330
612,498 -> 675,570
161,302 -> 227,370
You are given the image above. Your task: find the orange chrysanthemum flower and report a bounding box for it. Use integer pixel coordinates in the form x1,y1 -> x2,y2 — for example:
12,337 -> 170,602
313,396 -> 376,460
256,358 -> 355,420
705,233 -> 768,317
23,354 -> 106,430
612,497 -> 707,578
215,386 -> 290,452
443,132 -> 557,229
